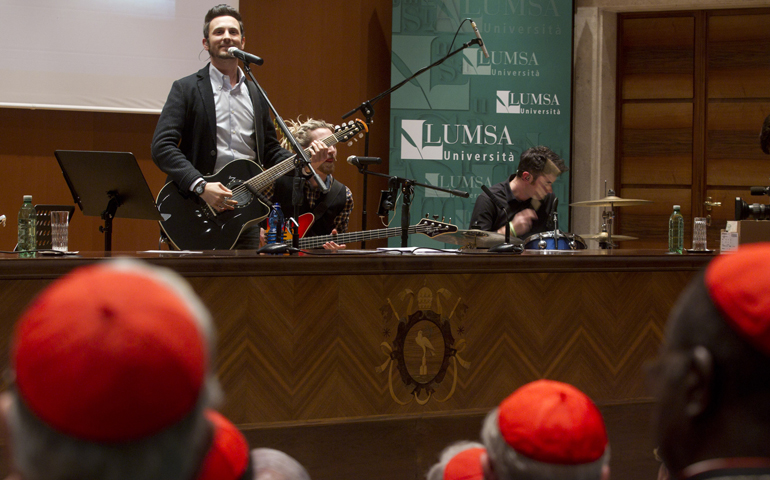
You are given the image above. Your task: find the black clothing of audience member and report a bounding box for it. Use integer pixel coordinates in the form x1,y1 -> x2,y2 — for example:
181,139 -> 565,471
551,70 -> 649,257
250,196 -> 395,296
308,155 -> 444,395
649,243 -> 770,480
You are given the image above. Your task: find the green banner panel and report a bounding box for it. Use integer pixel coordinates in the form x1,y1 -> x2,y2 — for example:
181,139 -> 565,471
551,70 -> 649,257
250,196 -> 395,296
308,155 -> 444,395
389,0 -> 573,247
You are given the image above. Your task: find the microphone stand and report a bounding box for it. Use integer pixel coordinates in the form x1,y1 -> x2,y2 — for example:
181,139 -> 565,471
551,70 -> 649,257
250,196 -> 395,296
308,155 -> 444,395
352,166 -> 469,247
480,185 -> 522,254
342,36 -> 484,247
242,63 -> 327,254
549,197 -> 560,248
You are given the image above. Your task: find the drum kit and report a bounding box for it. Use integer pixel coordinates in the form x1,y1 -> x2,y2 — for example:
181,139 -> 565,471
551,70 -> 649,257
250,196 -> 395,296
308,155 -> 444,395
571,190 -> 652,249
435,190 -> 652,251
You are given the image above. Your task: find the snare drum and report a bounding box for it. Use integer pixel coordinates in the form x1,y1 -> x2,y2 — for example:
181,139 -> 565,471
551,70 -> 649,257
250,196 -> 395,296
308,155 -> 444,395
524,231 -> 587,250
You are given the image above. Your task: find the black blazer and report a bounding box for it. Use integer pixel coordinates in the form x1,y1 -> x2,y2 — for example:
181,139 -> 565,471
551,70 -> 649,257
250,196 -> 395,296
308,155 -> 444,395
151,64 -> 291,192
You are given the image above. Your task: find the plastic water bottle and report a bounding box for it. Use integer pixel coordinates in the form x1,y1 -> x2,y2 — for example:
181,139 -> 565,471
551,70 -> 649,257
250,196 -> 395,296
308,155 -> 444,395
266,203 -> 285,245
668,205 -> 684,254
17,195 -> 36,257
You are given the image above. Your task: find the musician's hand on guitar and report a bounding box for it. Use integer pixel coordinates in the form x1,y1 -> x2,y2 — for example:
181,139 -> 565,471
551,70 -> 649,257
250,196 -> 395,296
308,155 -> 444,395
307,139 -> 332,167
201,182 -> 236,212
323,229 -> 346,251
259,228 -> 267,247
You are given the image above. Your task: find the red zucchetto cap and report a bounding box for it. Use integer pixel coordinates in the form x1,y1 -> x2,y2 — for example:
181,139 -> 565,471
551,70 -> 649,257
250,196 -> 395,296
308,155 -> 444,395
497,380 -> 608,465
11,263 -> 208,442
705,243 -> 770,357
444,447 -> 485,480
196,410 -> 250,480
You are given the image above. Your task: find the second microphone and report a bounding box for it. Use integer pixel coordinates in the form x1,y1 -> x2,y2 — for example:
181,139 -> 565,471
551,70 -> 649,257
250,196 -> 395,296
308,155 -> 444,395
347,156 -> 382,167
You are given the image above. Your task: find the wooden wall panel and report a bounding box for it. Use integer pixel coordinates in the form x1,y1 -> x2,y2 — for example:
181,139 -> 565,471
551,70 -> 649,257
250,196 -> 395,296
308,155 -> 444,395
239,2 -> 394,247
620,103 -> 693,185
617,9 -> 770,250
620,17 -> 694,100
0,109 -> 167,253
707,13 -> 770,99
707,102 -> 770,186
199,266 -> 694,422
247,402 -> 661,480
615,187 -> 692,249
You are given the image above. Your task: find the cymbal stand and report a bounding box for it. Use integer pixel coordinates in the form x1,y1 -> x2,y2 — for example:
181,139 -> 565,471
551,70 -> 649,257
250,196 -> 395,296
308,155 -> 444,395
551,197 -> 561,246
599,208 -> 616,249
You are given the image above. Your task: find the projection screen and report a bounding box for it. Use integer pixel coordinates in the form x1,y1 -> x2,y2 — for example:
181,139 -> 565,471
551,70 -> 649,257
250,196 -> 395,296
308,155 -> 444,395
0,0 -> 239,113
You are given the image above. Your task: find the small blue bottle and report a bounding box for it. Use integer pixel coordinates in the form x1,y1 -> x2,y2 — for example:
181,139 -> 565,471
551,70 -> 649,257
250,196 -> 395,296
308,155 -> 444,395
266,203 -> 285,245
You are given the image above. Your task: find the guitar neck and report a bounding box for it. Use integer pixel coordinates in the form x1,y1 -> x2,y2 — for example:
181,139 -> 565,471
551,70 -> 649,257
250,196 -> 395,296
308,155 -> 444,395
298,224 -> 427,249
243,131 -> 346,194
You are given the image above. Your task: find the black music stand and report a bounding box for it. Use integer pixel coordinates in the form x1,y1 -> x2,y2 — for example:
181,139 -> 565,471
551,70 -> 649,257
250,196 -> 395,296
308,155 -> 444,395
54,150 -> 162,252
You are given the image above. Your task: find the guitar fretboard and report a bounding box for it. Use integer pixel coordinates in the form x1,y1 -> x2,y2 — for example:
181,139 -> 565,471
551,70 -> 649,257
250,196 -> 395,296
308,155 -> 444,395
229,124 -> 361,199
297,223 -> 442,249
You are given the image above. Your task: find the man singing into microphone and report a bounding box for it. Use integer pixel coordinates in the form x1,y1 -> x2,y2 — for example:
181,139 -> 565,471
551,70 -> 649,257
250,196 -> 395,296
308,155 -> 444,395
151,4 -> 330,249
469,146 -> 568,238
259,117 -> 354,251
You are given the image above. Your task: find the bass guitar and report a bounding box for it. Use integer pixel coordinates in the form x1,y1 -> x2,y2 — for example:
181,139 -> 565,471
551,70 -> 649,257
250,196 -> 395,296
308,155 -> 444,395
275,214 -> 457,249
156,119 -> 368,250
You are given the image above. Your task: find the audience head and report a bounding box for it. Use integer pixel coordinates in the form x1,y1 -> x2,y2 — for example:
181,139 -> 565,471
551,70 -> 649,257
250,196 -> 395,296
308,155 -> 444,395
650,243 -> 770,477
426,441 -> 485,480
481,379 -> 609,480
196,410 -> 251,480
251,448 -> 311,480
2,258 -> 222,480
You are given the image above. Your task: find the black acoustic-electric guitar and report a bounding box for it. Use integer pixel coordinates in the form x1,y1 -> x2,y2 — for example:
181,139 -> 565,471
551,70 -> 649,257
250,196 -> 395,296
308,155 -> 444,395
155,119 -> 367,250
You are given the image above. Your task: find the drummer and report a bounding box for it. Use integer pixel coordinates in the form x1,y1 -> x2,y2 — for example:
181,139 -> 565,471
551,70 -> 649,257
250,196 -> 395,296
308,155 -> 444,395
470,146 -> 568,238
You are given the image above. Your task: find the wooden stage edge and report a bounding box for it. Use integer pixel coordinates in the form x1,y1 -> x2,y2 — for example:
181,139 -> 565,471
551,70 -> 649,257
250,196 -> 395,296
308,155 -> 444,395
0,248 -> 713,278
0,250 -> 714,480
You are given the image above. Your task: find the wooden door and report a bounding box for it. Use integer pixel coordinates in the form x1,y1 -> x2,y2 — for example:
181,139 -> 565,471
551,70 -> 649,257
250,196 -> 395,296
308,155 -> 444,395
615,9 -> 770,250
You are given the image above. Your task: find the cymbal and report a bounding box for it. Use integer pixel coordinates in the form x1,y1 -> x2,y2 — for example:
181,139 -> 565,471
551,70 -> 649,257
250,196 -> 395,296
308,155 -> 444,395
570,195 -> 652,207
433,229 -> 523,249
578,232 -> 638,241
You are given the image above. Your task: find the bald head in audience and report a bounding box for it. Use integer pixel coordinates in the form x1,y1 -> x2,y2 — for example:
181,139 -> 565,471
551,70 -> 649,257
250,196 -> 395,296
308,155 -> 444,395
251,448 -> 310,480
426,441 -> 485,480
480,379 -> 610,480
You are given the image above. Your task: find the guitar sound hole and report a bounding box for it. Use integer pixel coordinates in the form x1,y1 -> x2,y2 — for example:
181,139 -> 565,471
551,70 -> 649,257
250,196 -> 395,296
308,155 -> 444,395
226,180 -> 254,208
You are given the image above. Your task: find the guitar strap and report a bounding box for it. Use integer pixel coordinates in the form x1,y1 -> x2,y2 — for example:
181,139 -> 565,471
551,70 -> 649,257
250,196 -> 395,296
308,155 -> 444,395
311,178 -> 344,220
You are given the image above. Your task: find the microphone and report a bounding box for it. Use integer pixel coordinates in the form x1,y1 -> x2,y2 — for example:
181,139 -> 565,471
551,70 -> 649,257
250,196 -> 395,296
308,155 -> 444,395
347,155 -> 382,167
470,20 -> 490,59
481,185 -> 506,212
256,243 -> 301,255
228,47 -> 264,66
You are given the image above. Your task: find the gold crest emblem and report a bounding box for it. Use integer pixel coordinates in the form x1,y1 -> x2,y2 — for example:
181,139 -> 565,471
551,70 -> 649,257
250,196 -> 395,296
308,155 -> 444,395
376,286 -> 470,405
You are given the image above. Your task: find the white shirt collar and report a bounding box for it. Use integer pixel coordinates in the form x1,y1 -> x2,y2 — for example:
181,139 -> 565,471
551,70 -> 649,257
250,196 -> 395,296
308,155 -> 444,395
208,63 -> 247,94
